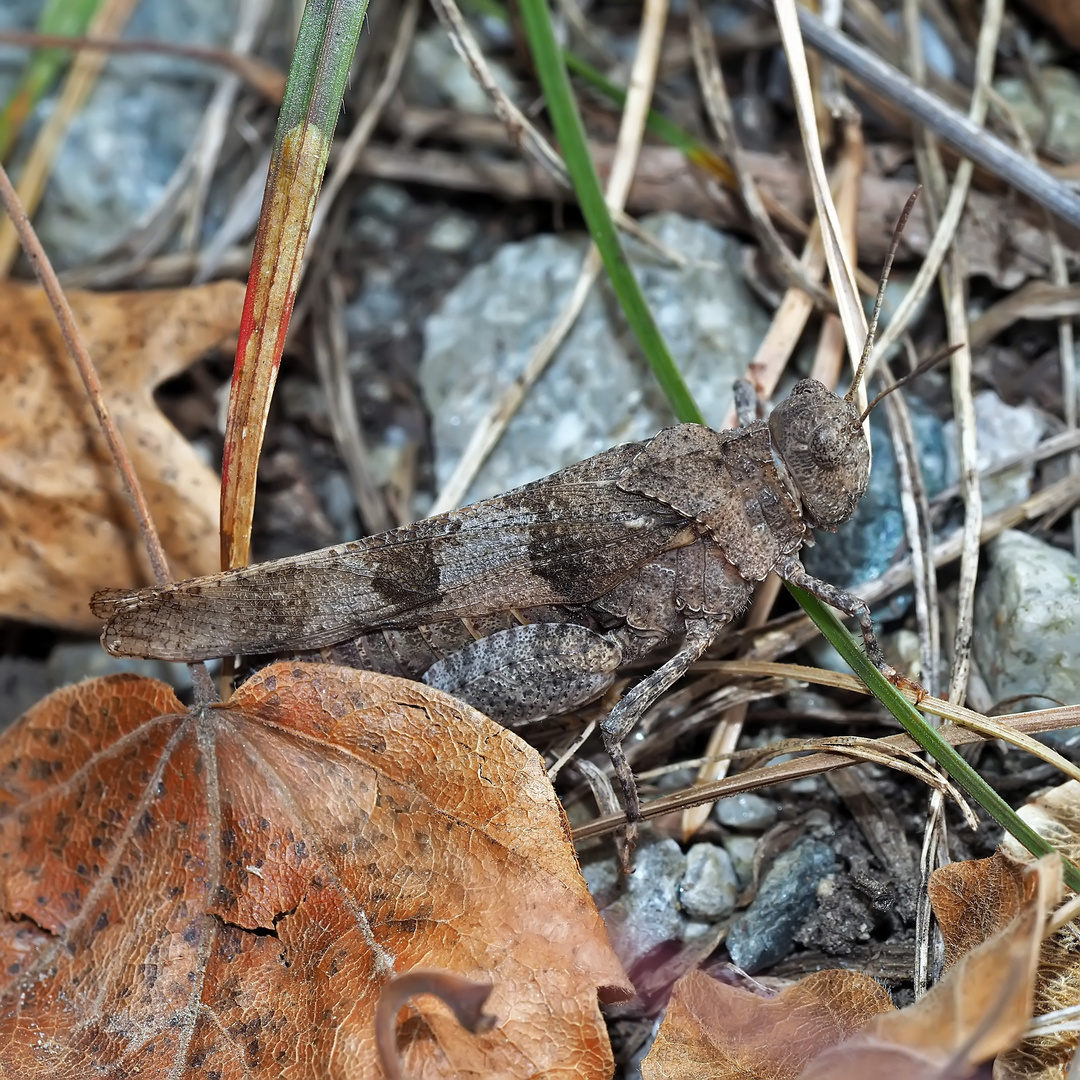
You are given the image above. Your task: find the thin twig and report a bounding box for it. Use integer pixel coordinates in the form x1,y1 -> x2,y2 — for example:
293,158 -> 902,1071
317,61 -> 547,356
180,0 -> 274,253
313,275 -> 393,534
793,5 -> 1080,229
573,698 -> 1080,840
429,0 -> 671,514
0,161 -> 216,702
885,351 -> 939,698
774,0 -> 868,395
0,29 -> 285,101
688,0 -> 835,311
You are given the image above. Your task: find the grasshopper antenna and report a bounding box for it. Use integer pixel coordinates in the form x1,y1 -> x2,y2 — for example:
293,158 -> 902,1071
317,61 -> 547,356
858,343 -> 962,423
845,186 -> 922,405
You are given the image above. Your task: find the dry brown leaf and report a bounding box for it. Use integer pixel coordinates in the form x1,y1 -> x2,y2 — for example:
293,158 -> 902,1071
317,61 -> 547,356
641,967 -> 894,1079
800,855 -> 1060,1080
954,803 -> 1080,1080
1014,0 -> 1080,48
0,279 -> 243,630
0,663 -> 630,1076
1002,781 -> 1080,870
929,850 -> 1037,965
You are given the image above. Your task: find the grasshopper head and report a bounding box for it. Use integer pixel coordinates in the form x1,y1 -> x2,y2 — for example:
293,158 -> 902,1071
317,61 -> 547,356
768,378 -> 870,530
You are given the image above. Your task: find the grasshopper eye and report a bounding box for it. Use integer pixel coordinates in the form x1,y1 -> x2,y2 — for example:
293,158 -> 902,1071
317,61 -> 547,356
808,421 -> 848,468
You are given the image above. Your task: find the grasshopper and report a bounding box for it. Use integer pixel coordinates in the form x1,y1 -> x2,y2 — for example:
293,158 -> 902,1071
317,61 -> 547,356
92,195 -> 923,845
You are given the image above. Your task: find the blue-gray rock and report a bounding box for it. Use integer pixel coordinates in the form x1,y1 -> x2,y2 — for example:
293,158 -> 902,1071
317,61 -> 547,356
47,642 -> 194,696
713,792 -> 778,830
421,213 -> 770,503
427,211 -> 478,254
973,530 -> 1080,711
0,656 -> 50,730
679,843 -> 738,920
10,0 -> 237,268
726,837 -> 838,973
802,398 -> 950,608
595,838 -> 688,970
943,390 -> 1046,515
995,68 -> 1080,163
403,24 -> 518,114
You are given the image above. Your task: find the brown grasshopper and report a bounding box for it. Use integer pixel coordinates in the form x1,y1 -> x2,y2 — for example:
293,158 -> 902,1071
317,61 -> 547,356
92,195 -> 923,844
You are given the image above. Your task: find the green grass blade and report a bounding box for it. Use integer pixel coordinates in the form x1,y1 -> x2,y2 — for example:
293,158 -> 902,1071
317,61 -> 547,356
516,0 -> 704,426
0,0 -> 101,161
787,582 -> 1080,892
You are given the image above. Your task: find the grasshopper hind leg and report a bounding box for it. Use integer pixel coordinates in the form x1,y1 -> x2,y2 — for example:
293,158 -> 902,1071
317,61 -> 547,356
422,621 -> 623,724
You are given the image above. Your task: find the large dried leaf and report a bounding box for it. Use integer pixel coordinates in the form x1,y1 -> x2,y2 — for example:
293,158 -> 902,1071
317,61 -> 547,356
0,663 -> 630,1076
0,280 -> 244,630
641,968 -> 894,1079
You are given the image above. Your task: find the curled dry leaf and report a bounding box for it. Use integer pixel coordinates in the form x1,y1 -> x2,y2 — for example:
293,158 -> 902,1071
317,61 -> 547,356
0,279 -> 244,630
641,967 -> 895,1079
801,854 -> 1061,1080
644,854 -> 1060,1080
0,663 -> 630,1077
950,804 -> 1080,1080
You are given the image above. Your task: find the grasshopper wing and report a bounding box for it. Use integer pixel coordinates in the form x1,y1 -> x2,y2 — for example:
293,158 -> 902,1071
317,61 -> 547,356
92,446 -> 694,661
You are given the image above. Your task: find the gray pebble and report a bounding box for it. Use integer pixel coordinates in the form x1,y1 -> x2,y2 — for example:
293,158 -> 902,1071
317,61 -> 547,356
973,530 -> 1080,710
47,643 -> 193,696
346,278 -> 405,336
595,838 -> 688,970
0,656 -> 50,730
713,793 -> 778,830
943,390 -> 1046,515
358,181 -> 413,221
426,211 -> 478,254
317,471 -> 360,542
722,834 -> 757,889
995,67 -> 1080,164
679,843 -> 738,920
726,837 -> 838,973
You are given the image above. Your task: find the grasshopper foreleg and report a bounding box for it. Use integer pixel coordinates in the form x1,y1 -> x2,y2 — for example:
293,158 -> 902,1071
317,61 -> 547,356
600,617 -> 724,865
776,554 -> 897,679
